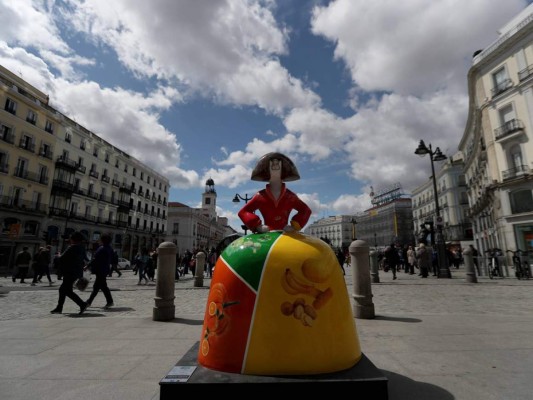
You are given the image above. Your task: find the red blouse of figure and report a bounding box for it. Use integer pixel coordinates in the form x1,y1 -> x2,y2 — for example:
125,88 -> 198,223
238,183 -> 311,232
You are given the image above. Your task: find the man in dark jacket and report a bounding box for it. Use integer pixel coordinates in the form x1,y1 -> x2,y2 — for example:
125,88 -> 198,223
13,246 -> 32,283
85,233 -> 114,308
51,232 -> 88,314
108,249 -> 122,277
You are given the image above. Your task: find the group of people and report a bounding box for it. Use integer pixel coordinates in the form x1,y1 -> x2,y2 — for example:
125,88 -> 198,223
12,245 -> 56,286
49,231 -> 115,315
132,247 -> 157,285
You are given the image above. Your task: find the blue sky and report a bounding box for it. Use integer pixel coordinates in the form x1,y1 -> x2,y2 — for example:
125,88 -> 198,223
0,0 -> 531,231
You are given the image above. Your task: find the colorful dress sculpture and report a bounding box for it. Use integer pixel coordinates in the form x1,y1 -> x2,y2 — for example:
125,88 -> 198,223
198,153 -> 361,375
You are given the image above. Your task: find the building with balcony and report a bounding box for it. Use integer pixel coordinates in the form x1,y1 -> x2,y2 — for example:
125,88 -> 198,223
0,64 -> 169,269
460,4 -> 533,256
411,153 -> 472,247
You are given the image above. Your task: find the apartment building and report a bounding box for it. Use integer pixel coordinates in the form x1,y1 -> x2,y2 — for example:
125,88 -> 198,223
460,5 -> 533,256
411,153 -> 472,247
0,64 -> 169,269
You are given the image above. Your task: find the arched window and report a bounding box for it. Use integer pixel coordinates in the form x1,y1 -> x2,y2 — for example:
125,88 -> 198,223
510,189 -> 533,214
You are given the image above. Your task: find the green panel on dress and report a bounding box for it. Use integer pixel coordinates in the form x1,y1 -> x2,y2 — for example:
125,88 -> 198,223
221,231 -> 281,291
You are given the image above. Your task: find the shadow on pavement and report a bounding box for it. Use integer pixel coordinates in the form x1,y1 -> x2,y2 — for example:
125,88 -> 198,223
169,317 -> 203,325
102,307 -> 134,312
374,316 -> 422,323
383,370 -> 453,400
66,312 -> 106,318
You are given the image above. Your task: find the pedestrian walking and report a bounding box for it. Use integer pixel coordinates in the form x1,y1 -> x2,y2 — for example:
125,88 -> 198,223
50,231 -> 88,315
85,233 -> 114,309
108,249 -> 122,277
136,248 -> 150,285
383,243 -> 399,280
31,245 -> 53,286
12,246 -> 32,283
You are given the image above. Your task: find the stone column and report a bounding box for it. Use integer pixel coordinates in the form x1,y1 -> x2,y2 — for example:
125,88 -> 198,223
349,240 -> 375,319
369,249 -> 380,283
463,246 -> 478,283
194,251 -> 205,288
153,242 -> 177,321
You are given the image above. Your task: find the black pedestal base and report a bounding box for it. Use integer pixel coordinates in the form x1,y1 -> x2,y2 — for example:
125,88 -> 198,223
160,342 -> 388,398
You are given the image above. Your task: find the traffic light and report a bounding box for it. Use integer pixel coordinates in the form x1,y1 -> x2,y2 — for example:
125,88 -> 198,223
41,230 -> 49,244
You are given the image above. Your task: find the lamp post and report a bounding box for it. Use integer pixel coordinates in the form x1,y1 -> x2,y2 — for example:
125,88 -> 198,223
351,217 -> 357,241
374,232 -> 377,249
414,140 -> 451,278
232,193 -> 253,234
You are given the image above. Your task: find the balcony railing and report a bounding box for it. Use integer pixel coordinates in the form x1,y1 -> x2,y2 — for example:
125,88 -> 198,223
518,64 -> 533,81
56,156 -> 77,170
76,164 -> 86,174
0,195 -> 47,213
502,164 -> 530,180
494,119 -> 525,141
52,179 -> 75,192
14,167 -> 48,185
120,184 -> 132,194
89,170 -> 99,179
18,139 -> 35,153
491,79 -> 513,97
101,175 -> 110,183
112,179 -> 120,187
39,147 -> 53,160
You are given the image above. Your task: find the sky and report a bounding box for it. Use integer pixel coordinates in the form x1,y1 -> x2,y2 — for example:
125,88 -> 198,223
1,0 -> 531,231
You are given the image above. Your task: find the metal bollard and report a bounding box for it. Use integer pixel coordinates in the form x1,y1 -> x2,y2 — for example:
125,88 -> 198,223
194,251 -> 205,287
349,240 -> 375,319
369,249 -> 380,283
153,242 -> 177,321
463,246 -> 478,283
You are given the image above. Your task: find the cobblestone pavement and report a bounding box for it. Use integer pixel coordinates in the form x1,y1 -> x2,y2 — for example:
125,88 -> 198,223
1,264 -> 533,400
2,265 -> 532,321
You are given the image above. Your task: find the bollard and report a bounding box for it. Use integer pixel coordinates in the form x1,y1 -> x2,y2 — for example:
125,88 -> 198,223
463,246 -> 478,283
153,242 -> 177,321
194,251 -> 205,287
369,249 -> 380,283
349,240 -> 375,319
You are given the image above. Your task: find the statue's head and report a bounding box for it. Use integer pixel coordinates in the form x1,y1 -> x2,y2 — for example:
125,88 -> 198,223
251,152 -> 300,182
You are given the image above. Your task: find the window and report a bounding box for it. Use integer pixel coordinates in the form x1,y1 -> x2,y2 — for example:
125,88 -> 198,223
26,109 -> 37,125
140,172 -> 144,181
105,153 -> 109,163
147,176 -> 150,184
4,98 -> 17,114
80,140 -> 86,150
93,147 -> 98,157
108,211 -> 114,223
0,152 -> 7,173
85,205 -> 91,217
1,124 -> 14,143
133,168 -> 136,177
78,156 -> 84,167
40,143 -> 51,158
15,158 -> 27,177
510,189 -> 533,214
20,134 -> 34,151
205,198 -> 211,205
45,120 -> 54,134
115,159 -> 119,168
492,67 -> 512,96
65,132 -> 71,143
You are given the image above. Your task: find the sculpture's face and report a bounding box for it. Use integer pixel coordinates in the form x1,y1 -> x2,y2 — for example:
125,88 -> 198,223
269,159 -> 281,181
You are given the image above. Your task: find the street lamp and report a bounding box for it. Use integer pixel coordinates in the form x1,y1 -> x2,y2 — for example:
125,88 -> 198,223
414,140 -> 451,278
351,217 -> 357,241
232,193 -> 253,234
